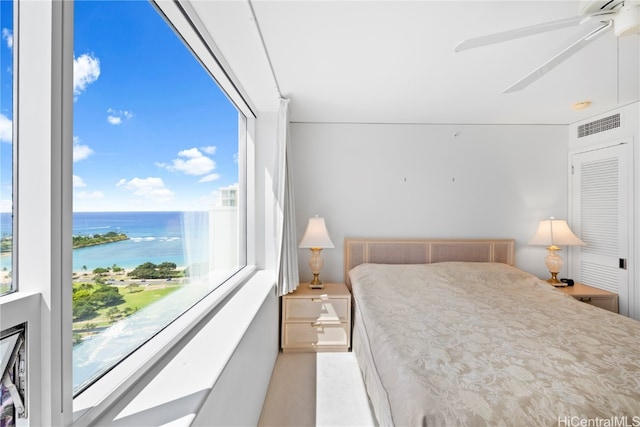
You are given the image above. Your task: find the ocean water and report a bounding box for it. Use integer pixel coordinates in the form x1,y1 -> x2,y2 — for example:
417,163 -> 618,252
73,211 -> 191,271
1,211 -> 209,272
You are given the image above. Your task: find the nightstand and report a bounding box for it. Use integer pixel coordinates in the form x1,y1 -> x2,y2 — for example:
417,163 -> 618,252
557,282 -> 619,314
281,282 -> 351,352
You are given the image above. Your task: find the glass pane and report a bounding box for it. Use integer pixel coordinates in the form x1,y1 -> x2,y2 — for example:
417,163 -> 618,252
72,1 -> 245,394
0,0 -> 14,296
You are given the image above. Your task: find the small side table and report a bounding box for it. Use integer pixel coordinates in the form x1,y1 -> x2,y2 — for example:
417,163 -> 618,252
281,282 -> 351,352
557,282 -> 618,314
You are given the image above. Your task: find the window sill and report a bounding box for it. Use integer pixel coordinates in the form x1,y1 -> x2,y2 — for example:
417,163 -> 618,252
73,266 -> 275,426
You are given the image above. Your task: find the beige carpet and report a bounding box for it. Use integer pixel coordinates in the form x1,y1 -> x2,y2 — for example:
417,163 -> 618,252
258,352 -> 376,427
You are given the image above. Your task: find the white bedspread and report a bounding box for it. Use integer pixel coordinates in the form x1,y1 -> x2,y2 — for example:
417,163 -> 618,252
349,262 -> 640,426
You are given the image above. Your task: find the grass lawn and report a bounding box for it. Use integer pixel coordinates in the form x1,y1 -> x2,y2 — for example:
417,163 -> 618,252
73,284 -> 182,330
120,284 -> 182,311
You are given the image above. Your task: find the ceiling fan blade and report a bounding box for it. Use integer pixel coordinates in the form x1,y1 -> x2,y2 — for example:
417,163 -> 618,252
503,20 -> 613,93
455,10 -> 615,52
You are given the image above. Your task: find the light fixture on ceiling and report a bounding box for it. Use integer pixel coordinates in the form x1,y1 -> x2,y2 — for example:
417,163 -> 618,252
571,101 -> 592,111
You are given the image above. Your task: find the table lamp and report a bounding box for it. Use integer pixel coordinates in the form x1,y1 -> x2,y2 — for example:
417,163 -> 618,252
299,216 -> 334,289
529,217 -> 585,285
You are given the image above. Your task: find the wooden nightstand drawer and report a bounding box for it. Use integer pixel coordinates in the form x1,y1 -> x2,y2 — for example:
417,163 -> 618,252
283,297 -> 349,322
282,323 -> 349,351
281,282 -> 352,352
575,295 -> 618,313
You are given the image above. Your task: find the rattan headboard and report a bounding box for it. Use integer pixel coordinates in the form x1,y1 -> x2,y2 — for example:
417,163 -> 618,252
344,238 -> 515,287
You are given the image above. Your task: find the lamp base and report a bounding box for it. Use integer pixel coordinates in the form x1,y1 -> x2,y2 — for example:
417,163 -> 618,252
309,274 -> 324,289
544,247 -> 567,287
547,272 -> 567,287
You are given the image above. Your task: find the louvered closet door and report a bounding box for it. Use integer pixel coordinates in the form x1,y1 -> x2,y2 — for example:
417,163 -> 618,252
570,142 -> 630,316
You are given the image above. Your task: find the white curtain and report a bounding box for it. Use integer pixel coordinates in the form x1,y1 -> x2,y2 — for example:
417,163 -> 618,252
274,98 -> 299,296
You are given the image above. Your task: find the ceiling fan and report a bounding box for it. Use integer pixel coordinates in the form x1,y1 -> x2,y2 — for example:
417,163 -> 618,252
455,0 -> 640,93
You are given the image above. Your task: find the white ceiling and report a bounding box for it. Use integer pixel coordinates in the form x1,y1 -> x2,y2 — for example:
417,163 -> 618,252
190,1 -> 639,125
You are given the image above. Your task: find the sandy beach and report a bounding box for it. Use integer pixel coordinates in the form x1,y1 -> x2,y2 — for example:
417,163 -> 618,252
1,265 -> 187,287
71,265 -> 187,285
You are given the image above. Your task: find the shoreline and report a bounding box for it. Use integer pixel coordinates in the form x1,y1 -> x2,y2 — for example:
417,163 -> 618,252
3,263 -> 188,284
72,265 -> 187,280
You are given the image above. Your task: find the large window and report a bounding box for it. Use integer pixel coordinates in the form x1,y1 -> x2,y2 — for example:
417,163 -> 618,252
1,4 -> 23,425
72,1 -> 246,394
0,0 -> 14,296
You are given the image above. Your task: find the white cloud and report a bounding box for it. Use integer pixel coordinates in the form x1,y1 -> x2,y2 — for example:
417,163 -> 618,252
74,53 -> 100,96
75,190 -> 104,200
159,148 -> 216,176
198,173 -> 220,183
0,114 -> 12,143
107,108 -> 133,125
116,177 -> 174,202
201,146 -> 216,155
73,175 -> 87,188
0,198 -> 11,213
2,28 -> 12,49
73,175 -> 104,202
73,136 -> 94,162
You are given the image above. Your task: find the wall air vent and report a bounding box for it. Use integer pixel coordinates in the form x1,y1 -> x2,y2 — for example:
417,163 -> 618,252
577,113 -> 621,138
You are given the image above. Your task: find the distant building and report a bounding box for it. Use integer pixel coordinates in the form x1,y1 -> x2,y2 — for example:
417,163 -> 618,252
216,183 -> 238,207
210,183 -> 239,270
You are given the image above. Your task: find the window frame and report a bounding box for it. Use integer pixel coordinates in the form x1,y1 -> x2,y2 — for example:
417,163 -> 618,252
1,1 -> 257,425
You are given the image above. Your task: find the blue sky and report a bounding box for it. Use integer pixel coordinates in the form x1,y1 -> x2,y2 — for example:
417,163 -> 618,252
1,0 -> 13,213
1,0 -> 240,213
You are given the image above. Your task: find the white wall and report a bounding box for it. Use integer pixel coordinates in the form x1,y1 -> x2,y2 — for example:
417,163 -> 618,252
291,123 -> 569,283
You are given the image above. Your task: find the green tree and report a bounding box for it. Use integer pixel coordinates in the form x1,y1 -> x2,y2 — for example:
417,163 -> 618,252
93,267 -> 109,276
158,262 -> 177,270
126,283 -> 142,293
106,307 -> 121,322
73,333 -> 83,345
91,285 -> 124,307
129,261 -> 180,279
73,232 -> 128,249
73,300 -> 98,321
73,288 -> 92,299
77,283 -> 94,291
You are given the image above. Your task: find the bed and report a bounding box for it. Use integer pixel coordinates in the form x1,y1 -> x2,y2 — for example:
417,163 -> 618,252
345,238 -> 640,426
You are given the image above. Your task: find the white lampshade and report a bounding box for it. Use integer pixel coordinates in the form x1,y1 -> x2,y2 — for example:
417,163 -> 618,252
299,216 -> 334,249
529,217 -> 584,285
529,218 -> 585,247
